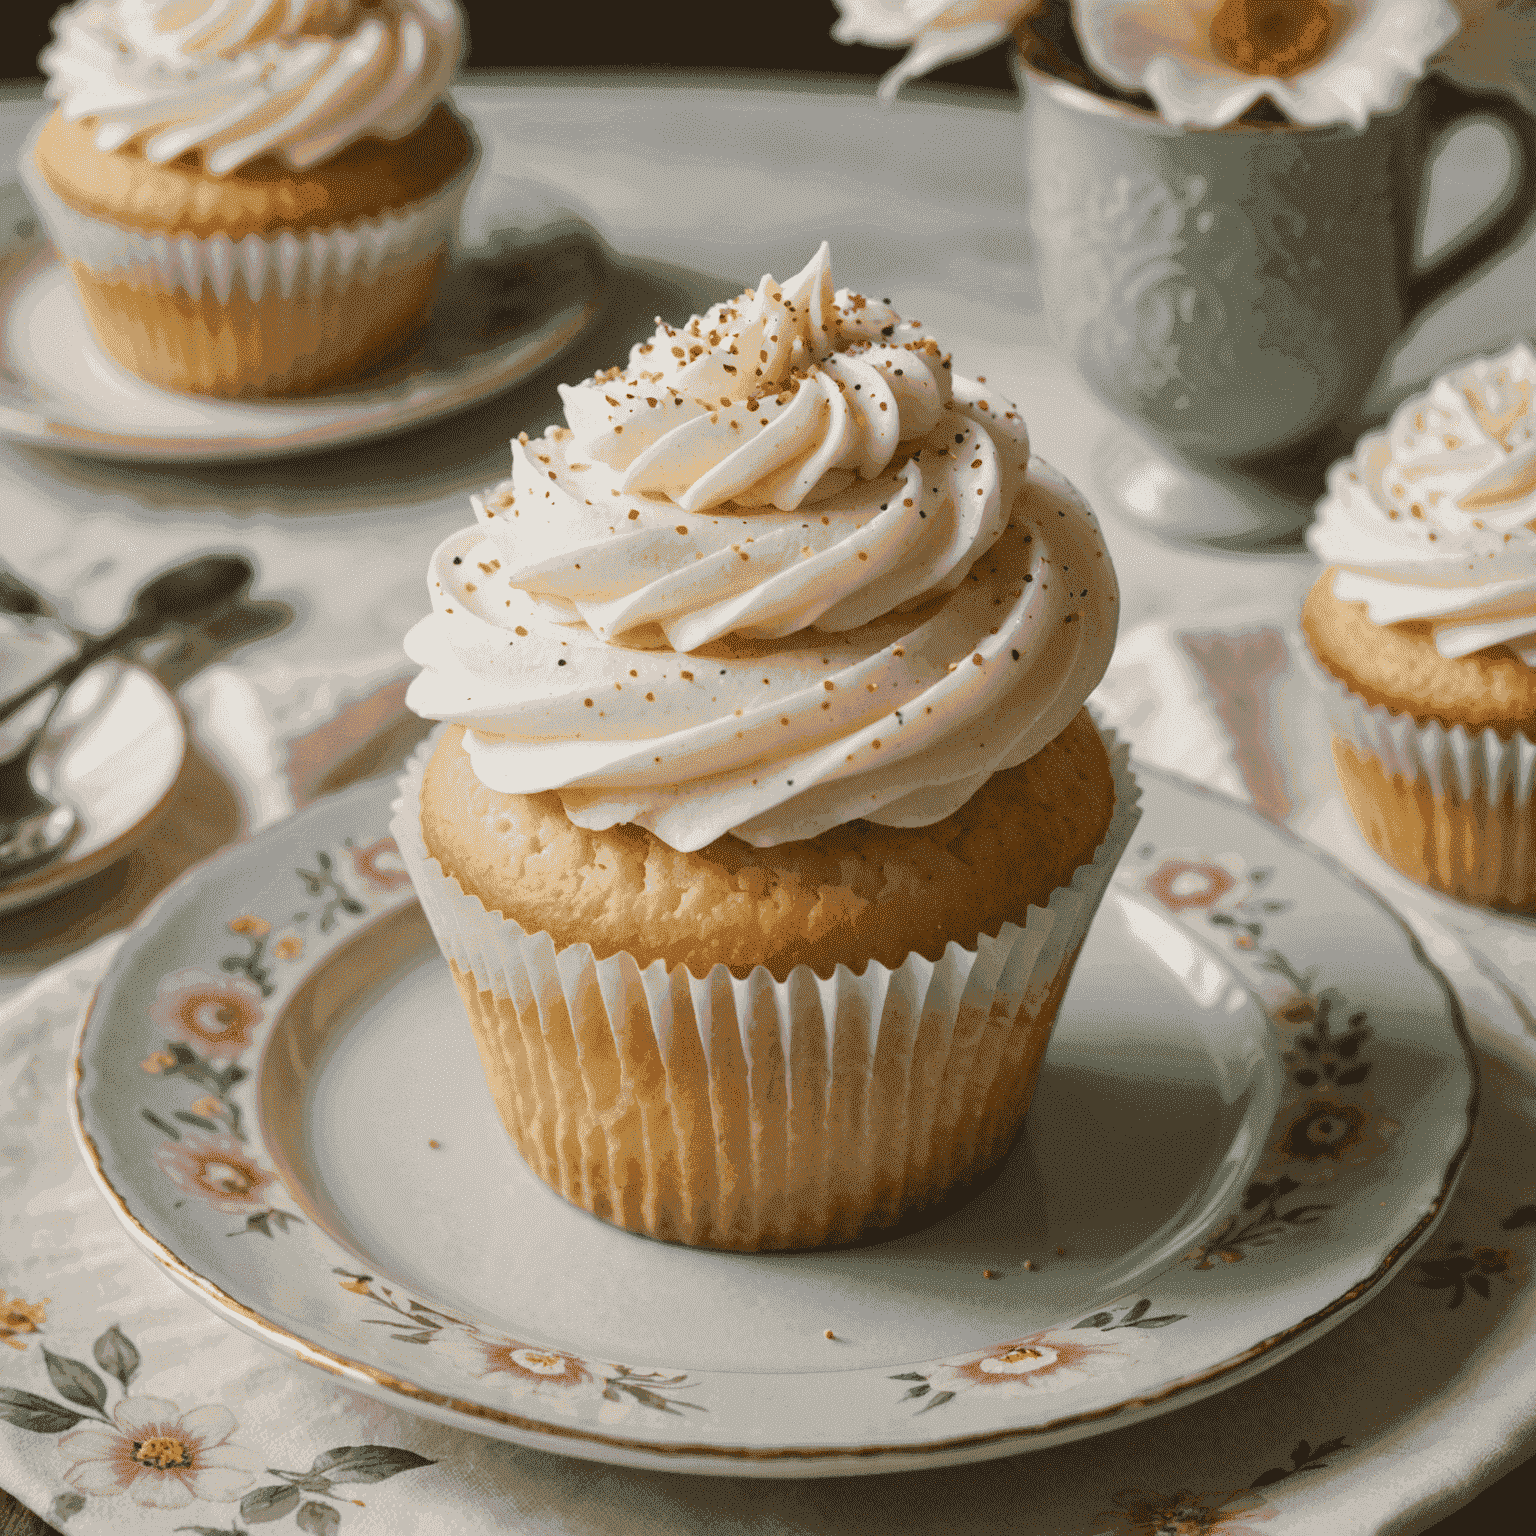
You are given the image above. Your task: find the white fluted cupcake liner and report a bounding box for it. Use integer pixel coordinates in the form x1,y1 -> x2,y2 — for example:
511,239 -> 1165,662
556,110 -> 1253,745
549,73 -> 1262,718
19,124 -> 477,395
19,125 -> 477,302
391,727 -> 1141,1251
1299,638 -> 1536,908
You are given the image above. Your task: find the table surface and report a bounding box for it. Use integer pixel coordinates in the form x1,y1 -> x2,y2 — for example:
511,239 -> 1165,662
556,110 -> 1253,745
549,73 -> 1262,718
3,69 -> 1535,1534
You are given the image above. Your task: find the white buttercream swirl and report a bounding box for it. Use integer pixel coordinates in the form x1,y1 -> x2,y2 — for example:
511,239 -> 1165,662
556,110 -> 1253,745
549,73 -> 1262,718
42,0 -> 464,176
1309,342 -> 1536,663
405,246 -> 1119,851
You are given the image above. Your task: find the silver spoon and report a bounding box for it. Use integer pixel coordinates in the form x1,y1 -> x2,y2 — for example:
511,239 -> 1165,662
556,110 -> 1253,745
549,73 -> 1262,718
0,553 -> 255,882
0,749 -> 76,878
0,564 -> 54,621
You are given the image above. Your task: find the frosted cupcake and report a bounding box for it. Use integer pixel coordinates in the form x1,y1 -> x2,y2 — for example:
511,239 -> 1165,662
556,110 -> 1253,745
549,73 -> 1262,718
395,245 -> 1138,1250
22,0 -> 474,398
1304,341 -> 1536,908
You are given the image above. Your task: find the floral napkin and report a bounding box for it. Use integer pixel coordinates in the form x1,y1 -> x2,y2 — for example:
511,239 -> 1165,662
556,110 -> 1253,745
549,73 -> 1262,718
1,640 -> 1535,1536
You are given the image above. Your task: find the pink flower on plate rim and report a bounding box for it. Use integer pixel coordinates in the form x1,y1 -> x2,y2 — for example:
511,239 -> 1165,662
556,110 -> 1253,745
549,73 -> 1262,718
432,1329 -> 641,1421
1074,0 -> 1461,128
926,1326 -> 1138,1397
154,1132 -> 275,1215
437,1328 -> 591,1390
1144,856 -> 1236,912
148,970 -> 264,1064
350,837 -> 412,892
1260,1094 -> 1399,1184
59,1397 -> 262,1509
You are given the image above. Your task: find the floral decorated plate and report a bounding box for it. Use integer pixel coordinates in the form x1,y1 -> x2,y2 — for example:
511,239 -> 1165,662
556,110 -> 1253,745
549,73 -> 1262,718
70,765 -> 1475,1477
0,174 -> 611,464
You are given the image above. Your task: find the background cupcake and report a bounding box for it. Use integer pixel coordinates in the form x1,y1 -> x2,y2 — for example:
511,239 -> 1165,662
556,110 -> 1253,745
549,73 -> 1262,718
394,245 -> 1137,1252
1303,341 -> 1536,909
22,0 -> 474,398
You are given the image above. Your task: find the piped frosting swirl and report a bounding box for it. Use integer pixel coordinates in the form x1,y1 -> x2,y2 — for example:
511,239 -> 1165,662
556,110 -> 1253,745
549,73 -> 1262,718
42,0 -> 464,176
1310,342 -> 1536,663
405,245 -> 1119,851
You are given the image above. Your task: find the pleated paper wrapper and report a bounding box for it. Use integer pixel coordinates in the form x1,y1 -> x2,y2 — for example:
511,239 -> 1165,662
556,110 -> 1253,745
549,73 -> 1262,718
1301,638 -> 1536,910
19,126 -> 477,398
391,728 -> 1141,1252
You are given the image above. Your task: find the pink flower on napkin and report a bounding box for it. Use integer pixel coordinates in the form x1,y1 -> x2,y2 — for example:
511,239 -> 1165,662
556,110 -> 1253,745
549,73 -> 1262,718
1097,1486 -> 1274,1534
0,1291 -> 46,1350
59,1397 -> 261,1509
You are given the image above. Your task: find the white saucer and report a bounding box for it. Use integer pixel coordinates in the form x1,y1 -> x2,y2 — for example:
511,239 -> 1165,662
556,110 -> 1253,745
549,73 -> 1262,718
73,766 -> 1475,1476
0,661 -> 184,916
0,174 -> 612,463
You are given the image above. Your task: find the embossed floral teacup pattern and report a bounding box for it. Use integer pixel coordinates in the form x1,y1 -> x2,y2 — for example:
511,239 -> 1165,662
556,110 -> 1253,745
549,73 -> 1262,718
1019,42 -> 1536,472
1025,156 -> 1354,458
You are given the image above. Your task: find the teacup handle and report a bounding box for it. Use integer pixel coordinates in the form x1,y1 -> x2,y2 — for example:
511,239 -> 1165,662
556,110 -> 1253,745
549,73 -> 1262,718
1403,76 -> 1536,323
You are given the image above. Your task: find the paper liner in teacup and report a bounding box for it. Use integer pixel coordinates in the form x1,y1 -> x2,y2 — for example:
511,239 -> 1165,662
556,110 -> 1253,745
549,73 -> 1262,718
1299,637 -> 1536,910
18,125 -> 477,398
391,727 -> 1141,1251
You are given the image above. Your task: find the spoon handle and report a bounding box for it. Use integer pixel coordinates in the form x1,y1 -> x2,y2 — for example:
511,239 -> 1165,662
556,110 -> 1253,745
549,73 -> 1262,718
0,564 -> 54,620
0,627 -> 130,727
0,552 -> 253,727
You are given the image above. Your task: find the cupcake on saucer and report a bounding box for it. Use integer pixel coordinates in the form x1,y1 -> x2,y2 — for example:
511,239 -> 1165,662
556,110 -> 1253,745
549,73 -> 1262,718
1304,341 -> 1536,908
395,244 -> 1138,1251
22,0 -> 474,398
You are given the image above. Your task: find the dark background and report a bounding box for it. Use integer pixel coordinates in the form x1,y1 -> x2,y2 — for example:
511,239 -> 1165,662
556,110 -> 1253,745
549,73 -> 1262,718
0,0 -> 1015,91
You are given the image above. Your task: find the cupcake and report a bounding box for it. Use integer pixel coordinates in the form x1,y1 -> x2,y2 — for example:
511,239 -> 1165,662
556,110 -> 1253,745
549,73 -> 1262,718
22,0 -> 474,398
395,244 -> 1137,1250
1303,341 -> 1536,909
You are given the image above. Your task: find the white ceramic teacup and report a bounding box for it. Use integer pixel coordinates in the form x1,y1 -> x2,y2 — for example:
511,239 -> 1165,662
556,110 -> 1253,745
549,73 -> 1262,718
1016,55 -> 1536,540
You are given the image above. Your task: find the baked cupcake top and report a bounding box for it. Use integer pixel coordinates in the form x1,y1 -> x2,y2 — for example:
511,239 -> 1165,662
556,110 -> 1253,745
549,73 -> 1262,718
41,0 -> 465,176
405,245 -> 1120,851
1309,342 -> 1536,663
